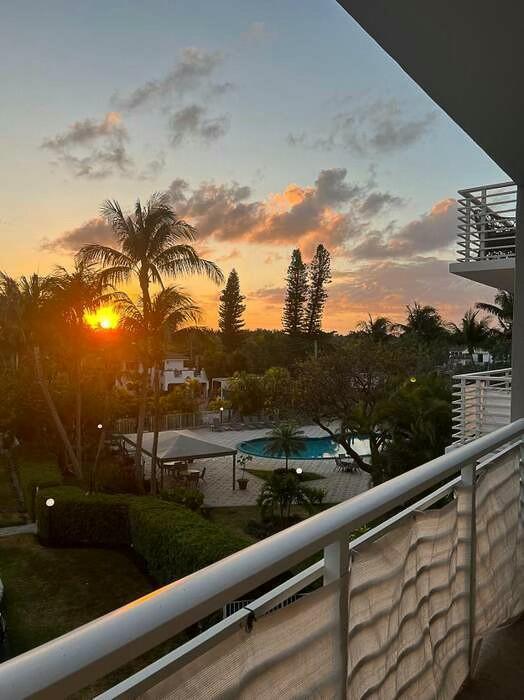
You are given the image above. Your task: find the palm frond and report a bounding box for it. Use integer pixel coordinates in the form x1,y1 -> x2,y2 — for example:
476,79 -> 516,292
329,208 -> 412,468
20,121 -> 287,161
152,245 -> 223,284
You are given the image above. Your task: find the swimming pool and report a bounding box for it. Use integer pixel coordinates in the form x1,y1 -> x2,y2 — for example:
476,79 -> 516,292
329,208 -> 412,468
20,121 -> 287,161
237,435 -> 370,460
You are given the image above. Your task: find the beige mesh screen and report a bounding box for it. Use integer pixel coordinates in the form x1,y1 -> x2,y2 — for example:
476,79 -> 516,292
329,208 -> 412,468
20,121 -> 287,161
140,582 -> 340,699
347,497 -> 469,700
474,450 -> 524,640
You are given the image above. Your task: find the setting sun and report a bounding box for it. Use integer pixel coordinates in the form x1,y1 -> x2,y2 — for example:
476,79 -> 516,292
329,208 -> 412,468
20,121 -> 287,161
83,306 -> 120,330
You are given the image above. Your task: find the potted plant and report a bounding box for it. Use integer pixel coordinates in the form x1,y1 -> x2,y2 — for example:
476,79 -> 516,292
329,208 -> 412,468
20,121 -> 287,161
237,454 -> 252,490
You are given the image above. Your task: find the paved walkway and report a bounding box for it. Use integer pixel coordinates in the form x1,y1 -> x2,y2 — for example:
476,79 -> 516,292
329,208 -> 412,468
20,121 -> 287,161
136,426 -> 371,507
0,523 -> 36,538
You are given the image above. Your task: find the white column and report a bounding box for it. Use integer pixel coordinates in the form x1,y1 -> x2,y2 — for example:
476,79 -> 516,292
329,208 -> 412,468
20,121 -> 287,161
511,184 -> 524,420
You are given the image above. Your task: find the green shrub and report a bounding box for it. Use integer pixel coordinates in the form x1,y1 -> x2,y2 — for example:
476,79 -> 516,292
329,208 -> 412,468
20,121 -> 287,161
36,487 -> 130,547
18,455 -> 62,519
160,487 -> 204,511
36,487 -> 252,585
129,499 -> 251,584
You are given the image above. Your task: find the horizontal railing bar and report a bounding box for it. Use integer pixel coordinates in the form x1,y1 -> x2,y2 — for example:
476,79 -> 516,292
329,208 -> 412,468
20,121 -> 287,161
96,608 -> 251,700
3,419 -> 524,700
98,564 -> 326,700
458,181 -> 515,195
453,368 -> 511,379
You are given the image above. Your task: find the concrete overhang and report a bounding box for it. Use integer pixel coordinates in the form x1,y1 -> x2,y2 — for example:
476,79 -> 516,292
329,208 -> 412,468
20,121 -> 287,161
449,258 -> 514,292
337,2 -> 524,183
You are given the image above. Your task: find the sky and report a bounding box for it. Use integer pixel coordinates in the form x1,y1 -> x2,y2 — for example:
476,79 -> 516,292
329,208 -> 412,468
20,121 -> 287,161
0,0 -> 509,332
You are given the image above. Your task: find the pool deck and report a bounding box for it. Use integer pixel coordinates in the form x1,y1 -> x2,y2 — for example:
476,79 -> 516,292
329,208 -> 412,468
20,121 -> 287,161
136,425 -> 371,508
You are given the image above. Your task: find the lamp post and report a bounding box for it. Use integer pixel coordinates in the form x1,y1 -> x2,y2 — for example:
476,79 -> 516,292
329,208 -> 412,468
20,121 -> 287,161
220,406 -> 224,424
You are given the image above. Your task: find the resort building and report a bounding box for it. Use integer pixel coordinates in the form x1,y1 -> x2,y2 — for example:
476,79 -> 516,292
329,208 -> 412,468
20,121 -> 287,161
448,348 -> 494,369
118,355 -> 209,400
162,355 -> 209,399
2,3 -> 524,699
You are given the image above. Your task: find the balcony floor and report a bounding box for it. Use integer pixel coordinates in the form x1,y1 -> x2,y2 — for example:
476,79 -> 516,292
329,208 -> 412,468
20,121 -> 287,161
457,616 -> 524,699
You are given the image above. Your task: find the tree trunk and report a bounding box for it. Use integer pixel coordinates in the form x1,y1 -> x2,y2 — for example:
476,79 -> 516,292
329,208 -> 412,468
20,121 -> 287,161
75,359 -> 82,472
150,363 -> 161,496
134,365 -> 149,492
33,345 -> 82,481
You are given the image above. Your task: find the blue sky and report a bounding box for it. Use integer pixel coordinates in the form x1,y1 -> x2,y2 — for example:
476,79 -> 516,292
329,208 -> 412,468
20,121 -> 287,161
0,0 -> 508,329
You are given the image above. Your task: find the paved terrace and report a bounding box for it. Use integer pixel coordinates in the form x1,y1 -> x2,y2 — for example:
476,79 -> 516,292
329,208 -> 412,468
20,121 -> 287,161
135,425 -> 371,507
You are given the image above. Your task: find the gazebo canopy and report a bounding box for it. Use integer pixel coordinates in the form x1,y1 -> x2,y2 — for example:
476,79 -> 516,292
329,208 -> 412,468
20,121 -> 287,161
157,434 -> 237,463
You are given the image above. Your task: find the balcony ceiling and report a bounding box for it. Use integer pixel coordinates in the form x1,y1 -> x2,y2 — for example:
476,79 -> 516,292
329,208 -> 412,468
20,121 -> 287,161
337,1 -> 524,183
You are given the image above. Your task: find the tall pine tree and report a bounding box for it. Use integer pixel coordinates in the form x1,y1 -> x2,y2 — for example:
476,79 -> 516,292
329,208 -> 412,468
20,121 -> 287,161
305,244 -> 331,335
282,249 -> 308,334
218,269 -> 246,349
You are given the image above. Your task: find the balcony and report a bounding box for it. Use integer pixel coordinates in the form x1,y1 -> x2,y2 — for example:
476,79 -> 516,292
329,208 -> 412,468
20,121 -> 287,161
452,368 -> 512,446
449,182 -> 516,291
1,421 -> 524,698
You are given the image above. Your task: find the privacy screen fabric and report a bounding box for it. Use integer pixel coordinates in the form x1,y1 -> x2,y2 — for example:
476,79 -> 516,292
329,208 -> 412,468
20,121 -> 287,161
141,582 -> 340,699
347,498 -> 469,699
346,449 -> 523,700
473,450 -> 524,639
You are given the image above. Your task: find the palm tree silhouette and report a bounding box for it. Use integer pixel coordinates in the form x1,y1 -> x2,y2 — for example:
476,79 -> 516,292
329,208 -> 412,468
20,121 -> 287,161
112,286 -> 199,490
78,193 -> 223,482
264,422 -> 306,471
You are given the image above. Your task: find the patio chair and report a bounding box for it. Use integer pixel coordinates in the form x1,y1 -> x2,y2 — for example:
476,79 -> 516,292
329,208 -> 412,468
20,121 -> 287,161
335,456 -> 358,473
186,471 -> 200,488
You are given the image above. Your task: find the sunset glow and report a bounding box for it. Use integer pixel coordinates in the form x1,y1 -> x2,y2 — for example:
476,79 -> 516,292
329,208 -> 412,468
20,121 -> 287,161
84,306 -> 120,330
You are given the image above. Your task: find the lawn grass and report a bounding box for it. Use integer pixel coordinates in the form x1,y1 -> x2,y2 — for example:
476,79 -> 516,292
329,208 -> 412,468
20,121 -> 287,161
207,506 -> 260,538
0,458 -> 26,528
0,534 -> 154,658
16,449 -> 63,518
246,468 -> 325,482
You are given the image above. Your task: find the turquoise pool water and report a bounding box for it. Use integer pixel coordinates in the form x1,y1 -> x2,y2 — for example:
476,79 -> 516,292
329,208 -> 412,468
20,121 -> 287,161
237,435 -> 369,460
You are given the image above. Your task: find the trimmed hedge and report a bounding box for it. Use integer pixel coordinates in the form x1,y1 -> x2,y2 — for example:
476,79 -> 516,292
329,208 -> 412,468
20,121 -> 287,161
36,487 -> 130,547
36,487 -> 253,585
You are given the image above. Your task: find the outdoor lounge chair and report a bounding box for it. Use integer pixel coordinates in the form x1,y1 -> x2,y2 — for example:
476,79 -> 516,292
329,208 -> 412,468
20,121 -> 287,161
211,418 -> 225,432
334,456 -> 358,473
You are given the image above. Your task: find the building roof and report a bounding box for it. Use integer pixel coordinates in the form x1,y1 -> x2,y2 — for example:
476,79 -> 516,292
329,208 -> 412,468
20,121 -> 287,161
338,1 -> 524,182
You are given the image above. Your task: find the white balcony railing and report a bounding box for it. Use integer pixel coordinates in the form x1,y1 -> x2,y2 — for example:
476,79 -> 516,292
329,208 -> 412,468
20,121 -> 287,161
457,182 -> 516,263
452,368 -> 512,445
1,421 -> 524,699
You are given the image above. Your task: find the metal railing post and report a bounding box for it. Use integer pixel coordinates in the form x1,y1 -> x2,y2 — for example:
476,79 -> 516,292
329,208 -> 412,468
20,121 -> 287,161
460,460 -> 478,676
460,377 -> 466,443
465,194 -> 471,261
479,188 -> 487,259
324,537 -> 350,700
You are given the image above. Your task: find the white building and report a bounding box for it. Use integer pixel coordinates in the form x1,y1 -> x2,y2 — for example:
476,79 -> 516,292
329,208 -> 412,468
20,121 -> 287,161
119,355 -> 209,400
162,355 -> 208,399
449,347 -> 493,369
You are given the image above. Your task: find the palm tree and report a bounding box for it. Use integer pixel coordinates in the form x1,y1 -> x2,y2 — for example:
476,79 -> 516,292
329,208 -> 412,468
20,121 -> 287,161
451,309 -> 491,364
357,315 -> 395,342
264,422 -> 306,471
77,192 -> 222,310
112,286 -> 199,492
48,262 -> 105,471
78,192 -> 223,478
0,272 -> 82,479
476,290 -> 513,338
400,302 -> 449,343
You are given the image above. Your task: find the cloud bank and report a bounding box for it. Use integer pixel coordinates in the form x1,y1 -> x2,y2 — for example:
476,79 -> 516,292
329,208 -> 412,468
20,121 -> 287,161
42,112 -> 132,179
288,97 -> 436,156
